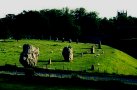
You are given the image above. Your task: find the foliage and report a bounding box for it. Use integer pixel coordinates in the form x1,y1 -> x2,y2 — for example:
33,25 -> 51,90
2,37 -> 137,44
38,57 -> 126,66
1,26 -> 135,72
0,8 -> 136,41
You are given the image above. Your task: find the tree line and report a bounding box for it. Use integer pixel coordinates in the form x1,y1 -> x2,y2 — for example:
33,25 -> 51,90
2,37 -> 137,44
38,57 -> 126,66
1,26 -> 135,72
0,7 -> 137,42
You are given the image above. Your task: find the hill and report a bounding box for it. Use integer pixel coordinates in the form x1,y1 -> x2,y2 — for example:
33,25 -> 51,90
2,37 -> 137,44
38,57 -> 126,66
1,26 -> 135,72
0,39 -> 137,75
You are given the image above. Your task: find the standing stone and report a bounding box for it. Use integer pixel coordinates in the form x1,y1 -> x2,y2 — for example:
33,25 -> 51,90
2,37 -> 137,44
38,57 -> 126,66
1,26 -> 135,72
91,46 -> 95,54
81,52 -> 83,57
55,37 -> 58,41
19,44 -> 39,68
69,39 -> 72,43
76,39 -> 79,44
98,40 -> 102,49
62,46 -> 73,62
62,37 -> 65,42
49,36 -> 51,40
48,58 -> 52,64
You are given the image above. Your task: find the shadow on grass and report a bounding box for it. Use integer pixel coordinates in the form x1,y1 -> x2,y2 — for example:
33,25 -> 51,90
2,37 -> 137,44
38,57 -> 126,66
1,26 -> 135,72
38,60 -> 66,63
81,48 -> 91,49
0,40 -> 14,42
103,38 -> 137,59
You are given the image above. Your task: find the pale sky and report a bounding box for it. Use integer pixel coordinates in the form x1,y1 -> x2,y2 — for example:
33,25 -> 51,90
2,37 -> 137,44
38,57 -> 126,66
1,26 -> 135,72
0,0 -> 137,18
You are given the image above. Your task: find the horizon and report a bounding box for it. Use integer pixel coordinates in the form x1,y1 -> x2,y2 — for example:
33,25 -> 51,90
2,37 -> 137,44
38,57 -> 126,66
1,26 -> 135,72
0,0 -> 137,18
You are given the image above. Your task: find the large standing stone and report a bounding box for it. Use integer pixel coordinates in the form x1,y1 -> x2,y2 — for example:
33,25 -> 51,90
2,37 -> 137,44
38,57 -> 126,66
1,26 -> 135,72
62,46 -> 73,62
19,44 -> 39,68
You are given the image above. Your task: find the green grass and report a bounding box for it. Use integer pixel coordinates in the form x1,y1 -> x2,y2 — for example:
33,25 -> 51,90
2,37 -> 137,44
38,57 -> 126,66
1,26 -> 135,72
0,39 -> 137,75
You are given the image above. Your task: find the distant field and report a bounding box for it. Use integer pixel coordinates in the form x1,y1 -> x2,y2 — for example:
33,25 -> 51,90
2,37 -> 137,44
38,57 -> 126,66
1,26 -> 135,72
0,39 -> 137,75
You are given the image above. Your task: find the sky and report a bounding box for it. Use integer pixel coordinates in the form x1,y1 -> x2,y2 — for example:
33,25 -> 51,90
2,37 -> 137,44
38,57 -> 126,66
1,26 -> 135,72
0,0 -> 137,18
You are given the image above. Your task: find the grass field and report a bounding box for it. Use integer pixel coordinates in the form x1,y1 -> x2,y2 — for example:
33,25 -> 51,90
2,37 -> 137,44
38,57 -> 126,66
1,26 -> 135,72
0,39 -> 137,75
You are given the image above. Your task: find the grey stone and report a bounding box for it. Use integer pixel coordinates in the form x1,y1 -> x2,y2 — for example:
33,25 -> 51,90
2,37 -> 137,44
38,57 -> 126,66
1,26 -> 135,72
48,58 -> 52,64
62,46 -> 73,62
19,44 -> 39,68
68,39 -> 72,43
62,37 -> 65,42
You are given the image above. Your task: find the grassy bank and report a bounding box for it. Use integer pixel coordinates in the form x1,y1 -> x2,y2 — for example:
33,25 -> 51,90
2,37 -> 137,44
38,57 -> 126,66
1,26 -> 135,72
0,39 -> 137,75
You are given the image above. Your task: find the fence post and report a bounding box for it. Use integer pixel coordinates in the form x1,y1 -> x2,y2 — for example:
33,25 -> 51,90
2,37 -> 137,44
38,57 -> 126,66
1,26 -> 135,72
81,52 -> 83,57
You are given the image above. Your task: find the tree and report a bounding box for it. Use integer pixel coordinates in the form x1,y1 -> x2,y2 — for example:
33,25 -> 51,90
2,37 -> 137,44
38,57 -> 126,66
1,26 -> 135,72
0,14 -> 16,40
